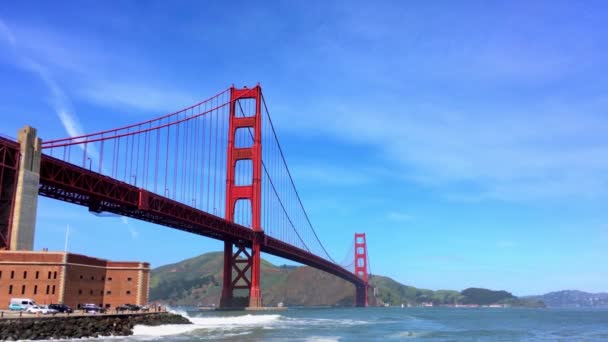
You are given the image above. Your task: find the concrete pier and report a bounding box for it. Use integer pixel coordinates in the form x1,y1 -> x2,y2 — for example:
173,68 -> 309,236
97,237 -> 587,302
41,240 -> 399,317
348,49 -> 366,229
10,125 -> 41,251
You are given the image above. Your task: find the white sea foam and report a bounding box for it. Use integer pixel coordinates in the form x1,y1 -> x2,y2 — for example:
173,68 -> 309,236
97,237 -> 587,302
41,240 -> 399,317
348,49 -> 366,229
132,323 -> 202,337
389,331 -> 429,339
189,314 -> 282,328
167,307 -> 190,317
132,312 -> 282,337
304,336 -> 341,342
283,317 -> 369,327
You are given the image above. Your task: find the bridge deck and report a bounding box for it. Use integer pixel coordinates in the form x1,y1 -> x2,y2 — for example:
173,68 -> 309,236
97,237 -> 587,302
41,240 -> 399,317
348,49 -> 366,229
36,151 -> 364,288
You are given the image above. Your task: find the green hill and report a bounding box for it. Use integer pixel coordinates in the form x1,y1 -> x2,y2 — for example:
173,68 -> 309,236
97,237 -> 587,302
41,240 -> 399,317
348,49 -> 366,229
371,275 -> 463,305
149,251 -> 544,308
149,251 -> 355,307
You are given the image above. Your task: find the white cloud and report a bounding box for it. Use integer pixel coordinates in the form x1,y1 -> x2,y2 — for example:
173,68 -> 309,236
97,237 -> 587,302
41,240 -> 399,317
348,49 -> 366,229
121,217 -> 139,239
387,211 -> 412,222
0,19 -> 16,46
56,110 -> 85,139
496,240 -> 515,248
0,19 -> 98,160
1,23 -> 199,114
281,98 -> 608,202
269,7 -> 608,203
78,80 -> 197,113
21,60 -> 85,138
292,163 -> 373,186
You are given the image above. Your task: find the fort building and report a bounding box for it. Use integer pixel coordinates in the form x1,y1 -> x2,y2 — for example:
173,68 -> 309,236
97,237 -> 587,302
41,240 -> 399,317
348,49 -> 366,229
0,250 -> 149,309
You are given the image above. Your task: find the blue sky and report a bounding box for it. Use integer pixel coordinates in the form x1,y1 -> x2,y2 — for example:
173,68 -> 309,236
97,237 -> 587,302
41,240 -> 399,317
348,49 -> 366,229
1,1 -> 607,296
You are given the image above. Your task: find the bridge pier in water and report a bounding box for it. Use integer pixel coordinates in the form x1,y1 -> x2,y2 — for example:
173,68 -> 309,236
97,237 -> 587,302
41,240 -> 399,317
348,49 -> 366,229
355,285 -> 367,307
220,239 -> 262,308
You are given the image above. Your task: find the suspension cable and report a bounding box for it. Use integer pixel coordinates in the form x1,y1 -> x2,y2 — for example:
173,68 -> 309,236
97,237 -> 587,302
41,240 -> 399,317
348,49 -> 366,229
261,94 -> 336,263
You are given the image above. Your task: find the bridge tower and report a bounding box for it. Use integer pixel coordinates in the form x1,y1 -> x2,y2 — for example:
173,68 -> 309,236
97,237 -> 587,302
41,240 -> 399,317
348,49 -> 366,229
354,232 -> 368,307
220,85 -> 264,309
0,126 -> 41,251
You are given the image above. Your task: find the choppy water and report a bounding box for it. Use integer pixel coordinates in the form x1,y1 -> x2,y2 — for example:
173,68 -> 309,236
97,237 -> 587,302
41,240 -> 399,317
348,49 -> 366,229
96,307 -> 607,341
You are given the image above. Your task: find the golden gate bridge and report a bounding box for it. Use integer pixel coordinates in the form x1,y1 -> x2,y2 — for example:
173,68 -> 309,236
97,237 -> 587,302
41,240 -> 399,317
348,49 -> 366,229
0,85 -> 370,308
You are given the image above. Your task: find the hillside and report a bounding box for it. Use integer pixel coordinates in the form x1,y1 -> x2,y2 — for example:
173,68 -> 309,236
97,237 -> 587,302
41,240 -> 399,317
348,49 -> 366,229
149,252 -> 355,307
371,278 -> 542,307
149,251 -> 544,307
526,290 -> 608,308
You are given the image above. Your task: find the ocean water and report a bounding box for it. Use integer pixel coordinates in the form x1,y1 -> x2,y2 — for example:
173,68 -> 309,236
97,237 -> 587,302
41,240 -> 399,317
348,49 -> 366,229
105,307 -> 607,341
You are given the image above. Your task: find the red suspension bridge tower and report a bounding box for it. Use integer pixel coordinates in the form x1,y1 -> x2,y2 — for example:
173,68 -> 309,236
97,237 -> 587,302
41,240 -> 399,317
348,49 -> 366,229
221,86 -> 264,308
354,232 -> 369,307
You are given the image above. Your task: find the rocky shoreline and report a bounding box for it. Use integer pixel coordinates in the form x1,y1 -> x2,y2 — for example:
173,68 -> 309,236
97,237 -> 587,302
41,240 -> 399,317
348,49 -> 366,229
0,312 -> 191,340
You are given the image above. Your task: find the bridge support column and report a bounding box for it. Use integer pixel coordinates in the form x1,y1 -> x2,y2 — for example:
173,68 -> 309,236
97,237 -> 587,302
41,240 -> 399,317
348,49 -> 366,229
221,85 -> 264,309
249,238 -> 262,308
355,285 -> 367,307
220,240 -> 259,308
220,240 -> 235,308
10,126 -> 41,251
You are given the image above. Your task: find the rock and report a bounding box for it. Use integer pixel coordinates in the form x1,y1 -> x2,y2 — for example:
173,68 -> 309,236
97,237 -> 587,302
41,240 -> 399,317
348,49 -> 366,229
0,312 -> 191,340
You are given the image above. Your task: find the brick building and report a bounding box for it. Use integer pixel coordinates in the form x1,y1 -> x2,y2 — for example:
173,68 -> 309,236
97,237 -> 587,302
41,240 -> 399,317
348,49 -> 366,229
0,251 -> 149,310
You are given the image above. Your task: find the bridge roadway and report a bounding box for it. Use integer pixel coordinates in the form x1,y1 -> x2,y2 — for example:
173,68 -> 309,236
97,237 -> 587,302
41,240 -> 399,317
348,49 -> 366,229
21,141 -> 365,291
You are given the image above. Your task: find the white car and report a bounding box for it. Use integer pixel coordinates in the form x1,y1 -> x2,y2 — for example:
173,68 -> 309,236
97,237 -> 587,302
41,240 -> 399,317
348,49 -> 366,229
39,305 -> 58,314
26,305 -> 45,314
26,305 -> 57,314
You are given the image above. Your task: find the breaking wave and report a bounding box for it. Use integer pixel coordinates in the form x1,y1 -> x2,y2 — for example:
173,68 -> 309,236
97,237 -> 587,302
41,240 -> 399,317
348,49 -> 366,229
132,310 -> 282,337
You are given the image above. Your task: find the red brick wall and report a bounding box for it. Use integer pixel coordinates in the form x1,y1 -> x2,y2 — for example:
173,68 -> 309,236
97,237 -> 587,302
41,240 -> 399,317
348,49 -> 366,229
0,252 -> 64,308
103,267 -> 141,307
66,253 -> 107,267
0,252 -> 63,263
0,251 -> 150,310
0,263 -> 63,306
140,268 -> 150,305
63,264 -> 106,309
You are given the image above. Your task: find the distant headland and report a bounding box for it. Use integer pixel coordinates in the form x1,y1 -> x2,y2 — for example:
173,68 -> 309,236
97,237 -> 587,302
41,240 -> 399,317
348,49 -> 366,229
149,251 -> 555,308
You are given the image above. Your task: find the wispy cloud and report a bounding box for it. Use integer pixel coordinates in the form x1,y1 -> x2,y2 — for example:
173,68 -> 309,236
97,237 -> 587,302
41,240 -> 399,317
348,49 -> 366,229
496,240 -> 516,248
0,19 -> 98,159
292,163 -> 375,186
1,22 -> 198,114
78,80 -> 196,113
387,211 -> 412,222
121,217 -> 139,239
0,19 -> 16,46
270,6 -> 608,203
283,98 -> 608,202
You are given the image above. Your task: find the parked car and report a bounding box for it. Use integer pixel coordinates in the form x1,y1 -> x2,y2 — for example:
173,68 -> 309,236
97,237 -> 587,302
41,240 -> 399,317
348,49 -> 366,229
26,305 -> 55,314
39,305 -> 58,314
81,303 -> 105,313
116,304 -> 140,312
9,298 -> 36,310
116,304 -> 130,312
9,303 -> 25,311
49,304 -> 73,313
